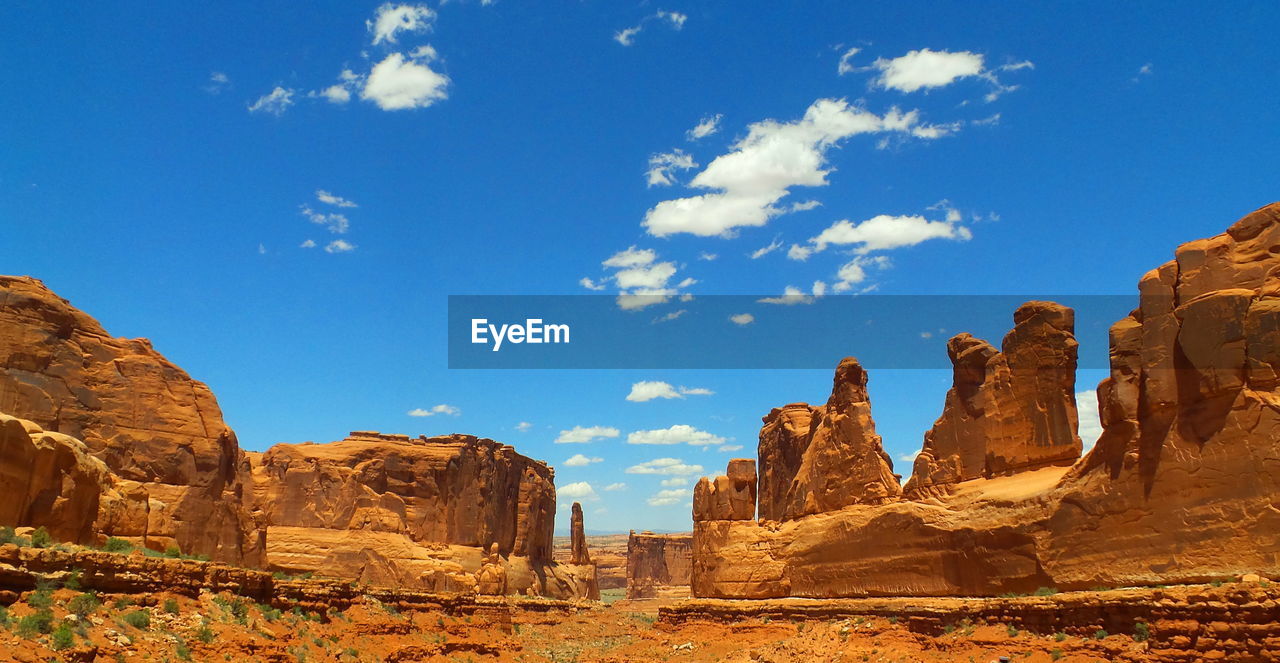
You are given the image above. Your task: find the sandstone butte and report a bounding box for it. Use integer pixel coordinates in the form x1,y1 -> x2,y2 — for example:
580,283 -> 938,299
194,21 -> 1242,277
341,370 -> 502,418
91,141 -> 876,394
625,530 -> 692,599
694,202 -> 1280,600
0,274 -> 596,599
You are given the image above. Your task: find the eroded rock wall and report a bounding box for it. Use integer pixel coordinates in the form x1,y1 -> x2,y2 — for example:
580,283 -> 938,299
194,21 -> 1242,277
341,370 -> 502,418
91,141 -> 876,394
626,531 -> 693,599
0,276 -> 263,565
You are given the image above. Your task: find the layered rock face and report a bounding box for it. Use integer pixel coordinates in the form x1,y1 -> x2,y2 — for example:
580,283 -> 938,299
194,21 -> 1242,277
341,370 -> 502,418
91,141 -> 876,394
626,531 -> 693,599
693,203 -> 1280,599
569,502 -> 590,565
755,358 -> 900,522
0,276 -> 263,565
692,459 -> 757,521
904,302 -> 1082,498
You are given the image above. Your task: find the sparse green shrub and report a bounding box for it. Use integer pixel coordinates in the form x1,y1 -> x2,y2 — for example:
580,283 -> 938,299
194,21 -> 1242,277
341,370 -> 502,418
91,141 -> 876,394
1050,649 -> 1063,661
1094,629 -> 1108,640
257,603 -> 281,621
27,579 -> 56,610
195,624 -> 215,644
29,527 -> 52,548
1033,587 -> 1058,596
1006,624 -> 1019,637
0,605 -> 10,628
122,609 -> 151,630
67,592 -> 101,618
113,596 -> 134,610
50,622 -> 75,650
176,640 -> 193,661
164,598 -> 180,614
102,537 -> 133,553
64,568 -> 83,591
164,545 -> 183,558
16,610 -> 53,637
1134,621 -> 1150,642
1053,631 -> 1067,642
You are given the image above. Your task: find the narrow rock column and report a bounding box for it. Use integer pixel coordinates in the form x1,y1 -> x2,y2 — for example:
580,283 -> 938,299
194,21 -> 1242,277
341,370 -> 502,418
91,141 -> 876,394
570,502 -> 591,565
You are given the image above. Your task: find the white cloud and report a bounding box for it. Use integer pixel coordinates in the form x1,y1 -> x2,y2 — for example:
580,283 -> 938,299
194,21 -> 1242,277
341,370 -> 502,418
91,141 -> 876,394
729,313 -> 754,326
564,453 -> 603,467
973,113 -> 1001,126
698,252 -> 718,261
899,450 -> 920,463
559,481 -> 598,500
627,425 -> 725,447
319,84 -> 351,104
809,213 -> 972,255
687,114 -> 723,140
301,206 -> 350,234
555,425 -> 621,444
1076,390 -> 1102,452
626,381 -> 714,402
1132,62 -> 1154,83
325,239 -> 357,253
258,243 -> 267,255
652,309 -> 686,324
642,99 -> 955,238
361,51 -> 449,111
831,255 -> 889,292
868,48 -> 985,93
837,46 -> 861,75
626,457 -> 704,476
515,422 -> 533,432
368,3 -> 435,45
758,286 -> 814,306
647,488 -> 692,507
718,444 -> 743,452
583,246 -> 694,310
787,244 -> 813,261
407,404 -> 460,417
316,189 -> 358,208
247,87 -> 295,116
615,10 -> 686,46
660,477 -> 689,487
647,150 -> 697,187
750,237 -> 783,259
300,239 -> 317,249
206,72 -> 230,94
603,482 -> 628,492
812,281 -> 827,297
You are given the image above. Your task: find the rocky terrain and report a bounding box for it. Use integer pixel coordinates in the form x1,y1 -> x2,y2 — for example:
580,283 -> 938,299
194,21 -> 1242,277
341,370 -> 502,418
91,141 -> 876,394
0,276 -> 595,600
692,202 -> 1280,599
625,531 -> 692,599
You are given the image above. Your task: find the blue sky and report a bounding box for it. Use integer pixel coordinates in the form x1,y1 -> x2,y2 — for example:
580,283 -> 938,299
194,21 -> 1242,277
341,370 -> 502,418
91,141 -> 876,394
3,2 -> 1278,534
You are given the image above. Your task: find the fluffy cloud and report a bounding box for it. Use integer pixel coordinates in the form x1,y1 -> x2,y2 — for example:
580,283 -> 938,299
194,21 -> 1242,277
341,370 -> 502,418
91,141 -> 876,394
641,99 -> 955,238
325,239 -> 357,253
407,404 -> 459,417
627,425 -> 725,447
729,313 -> 754,326
361,50 -> 449,111
1076,389 -> 1103,452
559,481 -> 597,500
555,425 -> 621,444
563,453 -> 603,467
247,87 -> 295,116
687,114 -> 723,140
581,246 -> 695,310
660,477 -> 689,487
368,3 -> 435,45
832,255 -> 889,292
626,381 -> 715,402
868,48 -> 985,92
809,213 -> 973,255
301,206 -> 350,234
625,457 -> 704,476
515,421 -> 534,432
647,150 -> 697,187
647,488 -> 691,506
300,239 -> 317,248
603,482 -> 628,492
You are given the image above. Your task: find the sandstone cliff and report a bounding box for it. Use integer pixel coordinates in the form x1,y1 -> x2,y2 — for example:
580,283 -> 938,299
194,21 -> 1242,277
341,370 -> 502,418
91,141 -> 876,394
755,357 -> 900,522
626,531 -> 692,599
693,203 -> 1280,599
904,301 -> 1082,498
0,276 -> 263,565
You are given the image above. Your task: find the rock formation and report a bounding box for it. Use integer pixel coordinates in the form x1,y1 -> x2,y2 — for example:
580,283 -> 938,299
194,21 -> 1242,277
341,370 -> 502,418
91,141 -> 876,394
569,502 -> 590,565
692,459 -> 757,521
755,358 -> 900,522
626,531 -> 693,599
904,301 -> 1082,498
0,276 -> 596,599
693,202 -> 1280,599
0,276 -> 263,565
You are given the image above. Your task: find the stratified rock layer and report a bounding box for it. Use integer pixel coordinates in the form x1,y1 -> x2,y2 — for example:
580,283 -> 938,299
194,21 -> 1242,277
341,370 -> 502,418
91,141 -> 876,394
693,203 -> 1280,599
0,276 -> 263,565
626,531 -> 692,599
754,358 -> 900,522
692,459 -> 757,522
904,302 -> 1082,498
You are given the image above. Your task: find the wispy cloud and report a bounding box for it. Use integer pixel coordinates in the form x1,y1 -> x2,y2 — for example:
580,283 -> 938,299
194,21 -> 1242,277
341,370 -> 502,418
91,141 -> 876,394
247,87 -> 295,116
555,425 -> 621,444
407,404 -> 460,417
